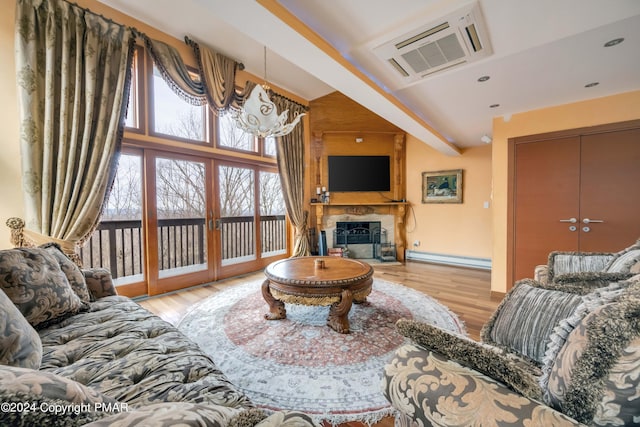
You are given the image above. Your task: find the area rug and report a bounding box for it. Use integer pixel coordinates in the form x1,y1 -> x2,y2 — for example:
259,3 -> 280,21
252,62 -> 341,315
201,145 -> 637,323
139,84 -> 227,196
177,278 -> 465,426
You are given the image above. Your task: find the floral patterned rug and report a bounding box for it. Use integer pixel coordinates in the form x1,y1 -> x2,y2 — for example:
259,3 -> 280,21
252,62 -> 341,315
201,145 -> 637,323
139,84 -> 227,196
178,278 -> 464,426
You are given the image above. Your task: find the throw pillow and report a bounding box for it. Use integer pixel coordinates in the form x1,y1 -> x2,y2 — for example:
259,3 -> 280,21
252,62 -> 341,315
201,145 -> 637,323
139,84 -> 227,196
605,247 -> 640,274
40,243 -> 91,304
481,280 -> 583,364
0,289 -> 42,369
0,248 -> 84,328
0,365 -> 120,426
396,318 -> 542,400
547,252 -> 614,283
82,268 -> 117,301
540,281 -> 630,399
545,284 -> 640,426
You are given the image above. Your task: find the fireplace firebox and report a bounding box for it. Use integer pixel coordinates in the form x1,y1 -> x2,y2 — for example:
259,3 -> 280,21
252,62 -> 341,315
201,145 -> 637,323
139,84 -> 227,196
334,221 -> 382,246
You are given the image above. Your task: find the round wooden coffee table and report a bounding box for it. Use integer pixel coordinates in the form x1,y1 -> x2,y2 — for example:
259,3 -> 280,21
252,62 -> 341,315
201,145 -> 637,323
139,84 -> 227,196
262,256 -> 374,333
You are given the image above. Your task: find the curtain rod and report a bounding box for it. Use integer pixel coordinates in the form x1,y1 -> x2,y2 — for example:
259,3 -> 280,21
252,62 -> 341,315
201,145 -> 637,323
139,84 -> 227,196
269,90 -> 310,111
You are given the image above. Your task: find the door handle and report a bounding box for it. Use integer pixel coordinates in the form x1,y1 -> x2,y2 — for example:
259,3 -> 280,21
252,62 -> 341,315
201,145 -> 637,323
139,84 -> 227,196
559,218 -> 577,223
582,218 -> 604,224
208,210 -> 214,231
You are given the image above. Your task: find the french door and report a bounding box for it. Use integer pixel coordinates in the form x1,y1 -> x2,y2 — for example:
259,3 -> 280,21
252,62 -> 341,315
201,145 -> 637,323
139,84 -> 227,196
146,151 -> 215,295
214,160 -> 288,280
95,149 -> 289,296
511,124 -> 640,283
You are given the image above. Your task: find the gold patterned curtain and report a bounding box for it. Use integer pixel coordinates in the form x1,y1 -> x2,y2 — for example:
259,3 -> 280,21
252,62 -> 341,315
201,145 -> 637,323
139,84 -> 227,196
185,36 -> 248,114
14,0 -> 136,257
271,93 -> 310,257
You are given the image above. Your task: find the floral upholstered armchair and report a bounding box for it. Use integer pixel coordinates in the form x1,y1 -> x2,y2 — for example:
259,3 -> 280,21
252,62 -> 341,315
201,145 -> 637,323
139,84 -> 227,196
382,240 -> 640,427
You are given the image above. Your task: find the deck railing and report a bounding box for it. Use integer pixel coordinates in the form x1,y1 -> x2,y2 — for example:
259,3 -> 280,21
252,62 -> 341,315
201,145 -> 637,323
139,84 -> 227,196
79,215 -> 286,279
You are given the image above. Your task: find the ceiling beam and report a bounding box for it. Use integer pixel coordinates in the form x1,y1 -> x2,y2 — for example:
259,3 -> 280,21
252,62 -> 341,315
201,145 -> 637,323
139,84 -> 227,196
193,0 -> 461,156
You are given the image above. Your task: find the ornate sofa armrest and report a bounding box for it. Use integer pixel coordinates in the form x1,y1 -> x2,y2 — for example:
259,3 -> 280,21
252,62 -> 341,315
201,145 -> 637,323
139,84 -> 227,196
82,268 -> 117,301
382,344 -> 586,427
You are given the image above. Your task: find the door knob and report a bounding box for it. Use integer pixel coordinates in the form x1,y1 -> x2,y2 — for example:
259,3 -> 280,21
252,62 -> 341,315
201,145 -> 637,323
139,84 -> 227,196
559,218 -> 577,223
582,218 -> 604,224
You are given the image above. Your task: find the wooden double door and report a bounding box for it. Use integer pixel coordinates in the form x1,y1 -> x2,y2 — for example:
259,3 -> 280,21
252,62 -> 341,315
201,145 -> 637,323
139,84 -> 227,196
511,121 -> 640,283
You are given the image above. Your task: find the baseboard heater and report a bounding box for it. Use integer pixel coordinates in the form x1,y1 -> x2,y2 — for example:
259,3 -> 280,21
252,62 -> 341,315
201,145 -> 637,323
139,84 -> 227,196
405,250 -> 491,270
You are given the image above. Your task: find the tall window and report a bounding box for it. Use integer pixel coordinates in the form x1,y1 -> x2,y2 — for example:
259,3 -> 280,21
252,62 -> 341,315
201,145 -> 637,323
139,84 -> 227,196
260,170 -> 286,256
85,44 -> 290,296
81,152 -> 144,285
151,65 -> 207,142
125,47 -> 144,131
155,157 -> 208,277
264,136 -> 277,156
219,164 -> 255,265
217,113 -> 256,152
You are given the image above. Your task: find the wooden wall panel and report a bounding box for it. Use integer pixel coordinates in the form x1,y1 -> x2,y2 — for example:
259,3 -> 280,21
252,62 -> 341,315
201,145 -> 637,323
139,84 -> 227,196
310,92 -> 402,133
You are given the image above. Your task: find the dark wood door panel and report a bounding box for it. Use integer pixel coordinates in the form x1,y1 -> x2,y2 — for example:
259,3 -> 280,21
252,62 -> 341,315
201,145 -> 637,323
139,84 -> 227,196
580,128 -> 640,252
513,137 -> 581,281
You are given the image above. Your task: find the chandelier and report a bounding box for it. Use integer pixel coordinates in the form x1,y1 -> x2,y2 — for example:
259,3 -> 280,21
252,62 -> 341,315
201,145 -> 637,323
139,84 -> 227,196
234,47 -> 305,138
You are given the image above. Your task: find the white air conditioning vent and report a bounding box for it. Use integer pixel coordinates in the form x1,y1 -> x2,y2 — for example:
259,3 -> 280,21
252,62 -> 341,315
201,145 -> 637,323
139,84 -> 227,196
372,2 -> 492,87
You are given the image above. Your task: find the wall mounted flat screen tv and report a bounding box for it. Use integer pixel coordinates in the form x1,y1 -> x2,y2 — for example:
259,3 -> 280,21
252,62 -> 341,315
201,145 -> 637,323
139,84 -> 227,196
328,155 -> 391,192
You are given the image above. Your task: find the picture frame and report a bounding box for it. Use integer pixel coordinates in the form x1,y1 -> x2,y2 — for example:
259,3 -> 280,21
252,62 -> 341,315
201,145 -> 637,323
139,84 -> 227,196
422,169 -> 463,204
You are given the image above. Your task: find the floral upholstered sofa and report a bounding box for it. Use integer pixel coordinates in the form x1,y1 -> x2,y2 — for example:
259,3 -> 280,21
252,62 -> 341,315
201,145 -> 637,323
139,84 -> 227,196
0,242 -> 318,426
382,241 -> 640,427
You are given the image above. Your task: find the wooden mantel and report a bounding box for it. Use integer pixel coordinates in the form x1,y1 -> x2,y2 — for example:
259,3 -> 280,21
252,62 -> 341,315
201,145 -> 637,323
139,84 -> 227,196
311,202 -> 408,261
307,129 -> 407,261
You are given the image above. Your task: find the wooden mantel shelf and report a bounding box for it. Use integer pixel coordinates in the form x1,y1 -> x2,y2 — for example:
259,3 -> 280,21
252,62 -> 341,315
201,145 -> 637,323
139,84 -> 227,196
310,202 -> 407,206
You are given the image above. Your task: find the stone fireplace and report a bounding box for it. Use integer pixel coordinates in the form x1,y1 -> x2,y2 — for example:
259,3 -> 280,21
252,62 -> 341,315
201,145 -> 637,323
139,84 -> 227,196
332,220 -> 384,259
312,203 -> 406,260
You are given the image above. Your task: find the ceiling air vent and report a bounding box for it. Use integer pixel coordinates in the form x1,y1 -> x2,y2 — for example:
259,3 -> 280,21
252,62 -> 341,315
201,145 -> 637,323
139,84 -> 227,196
373,2 -> 492,87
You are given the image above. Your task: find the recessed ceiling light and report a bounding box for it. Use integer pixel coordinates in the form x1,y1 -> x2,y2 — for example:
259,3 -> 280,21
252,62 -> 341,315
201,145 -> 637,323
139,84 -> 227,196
489,104 -> 500,108
585,82 -> 599,88
604,38 -> 624,47
477,75 -> 490,82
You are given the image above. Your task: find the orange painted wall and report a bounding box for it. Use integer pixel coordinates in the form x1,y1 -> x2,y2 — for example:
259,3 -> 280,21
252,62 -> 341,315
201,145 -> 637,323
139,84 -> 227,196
491,90 -> 640,293
406,139 -> 492,259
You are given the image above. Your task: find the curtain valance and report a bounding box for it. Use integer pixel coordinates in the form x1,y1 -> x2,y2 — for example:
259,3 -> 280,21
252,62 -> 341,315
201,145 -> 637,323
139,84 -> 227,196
142,36 -> 207,106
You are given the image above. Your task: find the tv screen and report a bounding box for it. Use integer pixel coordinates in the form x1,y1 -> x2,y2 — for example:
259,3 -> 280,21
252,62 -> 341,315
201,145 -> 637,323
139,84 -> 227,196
328,155 -> 391,192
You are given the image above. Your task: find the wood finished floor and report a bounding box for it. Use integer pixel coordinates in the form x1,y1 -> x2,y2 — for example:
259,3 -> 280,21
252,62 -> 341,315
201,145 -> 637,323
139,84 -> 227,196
138,261 -> 502,427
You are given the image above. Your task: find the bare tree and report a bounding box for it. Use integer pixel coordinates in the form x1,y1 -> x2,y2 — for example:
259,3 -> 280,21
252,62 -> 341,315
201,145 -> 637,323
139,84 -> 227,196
259,170 -> 285,215
103,154 -> 141,220
219,165 -> 253,217
159,108 -> 206,142
155,158 -> 205,218
218,113 -> 255,151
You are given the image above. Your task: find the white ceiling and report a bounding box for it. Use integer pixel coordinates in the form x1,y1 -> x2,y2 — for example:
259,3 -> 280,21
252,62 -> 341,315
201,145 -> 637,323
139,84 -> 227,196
99,0 -> 640,154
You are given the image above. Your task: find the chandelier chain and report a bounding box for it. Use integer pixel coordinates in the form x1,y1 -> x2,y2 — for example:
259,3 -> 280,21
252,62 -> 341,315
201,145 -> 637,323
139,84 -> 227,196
263,46 -> 267,86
